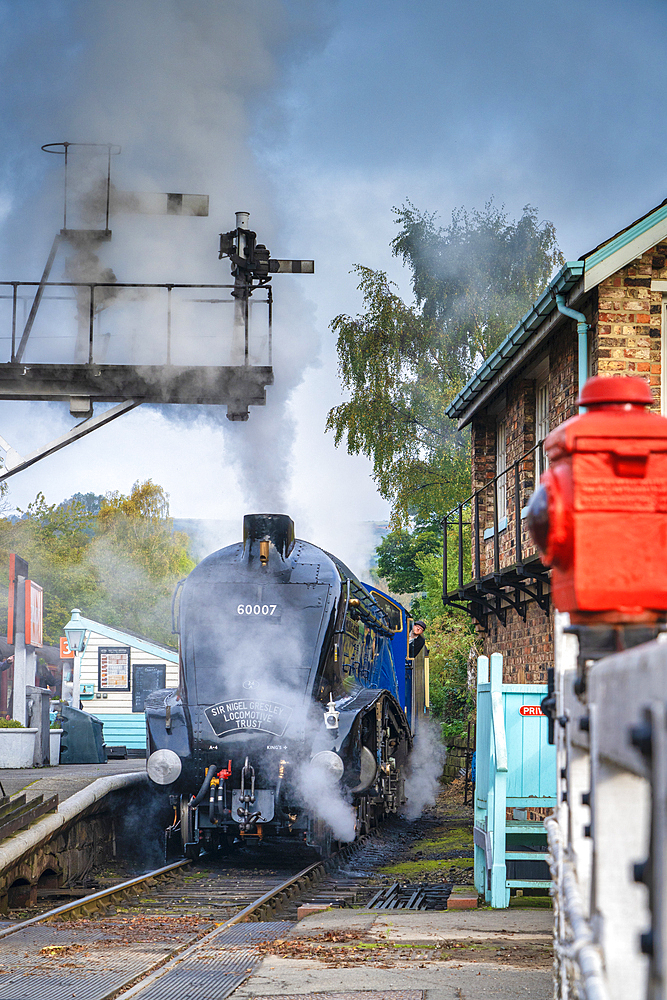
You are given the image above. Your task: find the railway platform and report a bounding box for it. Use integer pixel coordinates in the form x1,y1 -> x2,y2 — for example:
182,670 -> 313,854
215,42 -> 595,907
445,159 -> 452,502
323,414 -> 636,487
0,761 -> 147,911
230,907 -> 554,1000
0,758 -> 143,803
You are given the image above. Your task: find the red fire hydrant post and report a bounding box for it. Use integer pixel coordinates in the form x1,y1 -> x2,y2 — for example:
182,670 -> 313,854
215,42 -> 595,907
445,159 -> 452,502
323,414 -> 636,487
528,375 -> 667,692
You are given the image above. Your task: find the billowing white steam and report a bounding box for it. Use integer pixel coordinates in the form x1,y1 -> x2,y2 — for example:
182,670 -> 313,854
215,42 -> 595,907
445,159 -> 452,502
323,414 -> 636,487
296,758 -> 356,843
0,1 -> 325,517
403,721 -> 446,821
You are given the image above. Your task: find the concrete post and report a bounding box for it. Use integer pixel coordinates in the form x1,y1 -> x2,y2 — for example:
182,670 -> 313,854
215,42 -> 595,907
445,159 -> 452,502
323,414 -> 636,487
26,685 -> 50,766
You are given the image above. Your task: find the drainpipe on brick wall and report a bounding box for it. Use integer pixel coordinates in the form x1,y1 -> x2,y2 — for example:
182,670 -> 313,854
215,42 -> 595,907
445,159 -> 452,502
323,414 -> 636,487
555,294 -> 588,411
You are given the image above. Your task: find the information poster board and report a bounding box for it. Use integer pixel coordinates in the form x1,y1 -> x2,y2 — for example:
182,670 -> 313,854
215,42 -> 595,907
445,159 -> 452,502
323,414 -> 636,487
98,646 -> 131,692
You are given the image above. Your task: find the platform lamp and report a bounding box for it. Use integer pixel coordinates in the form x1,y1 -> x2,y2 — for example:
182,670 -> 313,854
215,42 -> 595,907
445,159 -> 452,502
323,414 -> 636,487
64,609 -> 88,709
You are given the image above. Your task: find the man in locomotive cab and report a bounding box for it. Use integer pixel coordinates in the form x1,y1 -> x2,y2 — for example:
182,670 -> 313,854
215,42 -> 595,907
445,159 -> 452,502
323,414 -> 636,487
409,621 -> 426,659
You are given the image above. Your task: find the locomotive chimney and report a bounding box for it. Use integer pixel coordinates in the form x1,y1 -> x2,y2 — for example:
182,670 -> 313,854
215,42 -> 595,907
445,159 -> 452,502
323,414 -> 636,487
243,513 -> 295,560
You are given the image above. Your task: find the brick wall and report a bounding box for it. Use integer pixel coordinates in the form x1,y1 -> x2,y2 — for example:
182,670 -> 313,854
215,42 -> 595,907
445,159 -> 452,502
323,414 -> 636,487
482,600 -> 552,684
472,323 -> 579,582
470,325 -> 577,683
468,249 -> 667,684
470,414 -> 495,577
548,323 -> 578,425
595,242 -> 667,409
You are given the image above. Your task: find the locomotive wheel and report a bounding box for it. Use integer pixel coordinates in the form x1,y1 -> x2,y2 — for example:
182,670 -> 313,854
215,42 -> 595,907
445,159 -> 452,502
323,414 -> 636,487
180,794 -> 200,860
356,795 -> 371,836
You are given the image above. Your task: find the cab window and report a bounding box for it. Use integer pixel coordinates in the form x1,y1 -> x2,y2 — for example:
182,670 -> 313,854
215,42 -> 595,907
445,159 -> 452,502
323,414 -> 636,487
369,591 -> 403,632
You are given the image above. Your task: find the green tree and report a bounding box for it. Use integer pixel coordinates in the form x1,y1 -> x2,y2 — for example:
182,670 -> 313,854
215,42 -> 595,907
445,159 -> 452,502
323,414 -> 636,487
392,199 -> 564,368
327,200 -> 564,525
376,524 -> 442,595
87,481 -> 194,644
0,480 -> 194,647
412,548 -> 478,742
0,493 -> 100,643
61,492 -> 105,515
327,265 -> 471,525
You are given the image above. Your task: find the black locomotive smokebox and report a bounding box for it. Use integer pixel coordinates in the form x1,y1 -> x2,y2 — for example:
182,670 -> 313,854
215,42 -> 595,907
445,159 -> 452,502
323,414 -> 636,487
243,513 -> 295,558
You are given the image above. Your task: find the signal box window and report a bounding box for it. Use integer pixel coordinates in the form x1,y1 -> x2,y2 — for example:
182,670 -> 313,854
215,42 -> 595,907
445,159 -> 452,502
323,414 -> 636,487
496,417 -> 507,521
536,377 -> 549,478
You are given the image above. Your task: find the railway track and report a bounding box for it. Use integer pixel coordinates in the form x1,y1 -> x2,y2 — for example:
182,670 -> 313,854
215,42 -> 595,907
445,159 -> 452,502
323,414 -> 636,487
0,808 -> 471,1000
0,837 -> 370,1000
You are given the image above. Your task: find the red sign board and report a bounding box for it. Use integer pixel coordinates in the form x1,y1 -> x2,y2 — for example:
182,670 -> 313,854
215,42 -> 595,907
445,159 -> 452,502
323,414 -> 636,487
60,637 -> 75,659
519,705 -> 544,717
25,580 -> 43,647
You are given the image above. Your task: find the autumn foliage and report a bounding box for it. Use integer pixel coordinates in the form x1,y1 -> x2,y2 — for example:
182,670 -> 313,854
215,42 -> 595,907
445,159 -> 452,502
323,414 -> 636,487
0,480 -> 194,647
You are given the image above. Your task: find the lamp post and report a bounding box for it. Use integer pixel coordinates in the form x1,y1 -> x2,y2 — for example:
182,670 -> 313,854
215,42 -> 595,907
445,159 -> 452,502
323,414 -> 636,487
64,609 -> 88,710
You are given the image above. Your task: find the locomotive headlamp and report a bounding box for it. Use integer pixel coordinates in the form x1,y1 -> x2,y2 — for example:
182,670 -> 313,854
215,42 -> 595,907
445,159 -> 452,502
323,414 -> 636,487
310,750 -> 344,781
324,694 -> 340,730
147,748 -> 182,785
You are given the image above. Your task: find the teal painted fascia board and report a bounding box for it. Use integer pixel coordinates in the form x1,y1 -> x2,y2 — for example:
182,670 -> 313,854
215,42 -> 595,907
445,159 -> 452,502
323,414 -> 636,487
585,202 -> 667,271
76,616 -> 179,663
446,261 -> 584,420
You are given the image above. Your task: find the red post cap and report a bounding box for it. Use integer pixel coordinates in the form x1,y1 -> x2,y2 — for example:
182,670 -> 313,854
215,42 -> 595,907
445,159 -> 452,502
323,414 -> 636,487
577,375 -> 654,408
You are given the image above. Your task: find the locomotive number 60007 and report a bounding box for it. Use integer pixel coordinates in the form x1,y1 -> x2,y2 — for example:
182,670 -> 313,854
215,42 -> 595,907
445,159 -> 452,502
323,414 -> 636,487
145,513 -> 426,857
237,604 -> 278,615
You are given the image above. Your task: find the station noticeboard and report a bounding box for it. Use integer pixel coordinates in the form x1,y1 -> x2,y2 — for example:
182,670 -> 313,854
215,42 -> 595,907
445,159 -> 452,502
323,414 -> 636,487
98,646 -> 131,692
24,580 -> 43,647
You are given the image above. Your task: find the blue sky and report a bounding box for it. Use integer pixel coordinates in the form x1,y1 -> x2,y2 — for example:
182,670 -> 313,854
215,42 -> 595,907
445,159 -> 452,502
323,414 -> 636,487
0,0 -> 665,571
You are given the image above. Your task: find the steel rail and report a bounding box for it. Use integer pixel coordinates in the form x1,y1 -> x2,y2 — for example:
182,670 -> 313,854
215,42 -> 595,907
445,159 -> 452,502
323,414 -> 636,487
0,858 -> 191,939
112,856 -> 332,1000
0,835 -> 364,1000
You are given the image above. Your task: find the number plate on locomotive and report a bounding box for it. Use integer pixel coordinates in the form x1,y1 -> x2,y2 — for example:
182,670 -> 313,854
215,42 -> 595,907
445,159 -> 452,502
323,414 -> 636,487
205,699 -> 293,737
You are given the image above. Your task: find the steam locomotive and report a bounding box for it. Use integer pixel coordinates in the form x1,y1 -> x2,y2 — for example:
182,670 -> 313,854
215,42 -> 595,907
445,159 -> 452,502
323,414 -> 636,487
145,514 -> 426,856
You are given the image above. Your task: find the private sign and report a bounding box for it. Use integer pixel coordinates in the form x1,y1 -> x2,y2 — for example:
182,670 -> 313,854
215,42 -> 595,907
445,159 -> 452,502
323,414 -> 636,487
519,705 -> 544,716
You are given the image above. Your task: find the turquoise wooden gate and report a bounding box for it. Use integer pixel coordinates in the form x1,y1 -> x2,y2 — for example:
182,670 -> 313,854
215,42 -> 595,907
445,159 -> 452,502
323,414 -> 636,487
474,652 -> 556,907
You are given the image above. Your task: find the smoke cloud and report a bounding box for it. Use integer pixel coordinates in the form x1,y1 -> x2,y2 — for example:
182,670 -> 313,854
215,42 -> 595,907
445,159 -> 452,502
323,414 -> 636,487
403,721 -> 446,821
296,758 -> 356,843
0,1 -> 329,517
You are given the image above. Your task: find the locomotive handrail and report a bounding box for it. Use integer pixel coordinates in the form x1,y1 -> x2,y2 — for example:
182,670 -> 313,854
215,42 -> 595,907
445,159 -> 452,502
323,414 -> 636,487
348,580 -> 394,637
332,577 -> 352,643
